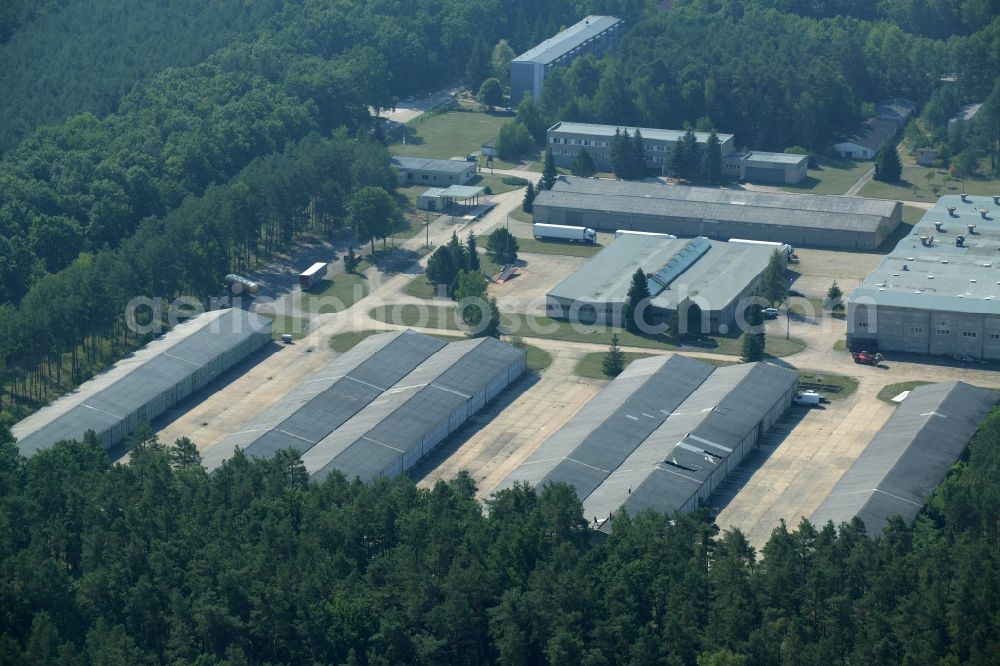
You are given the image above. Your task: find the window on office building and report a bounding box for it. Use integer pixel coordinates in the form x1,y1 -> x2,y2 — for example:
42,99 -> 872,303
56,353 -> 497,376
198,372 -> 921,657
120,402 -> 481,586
910,327 -> 923,334
936,329 -> 950,335
962,331 -> 978,338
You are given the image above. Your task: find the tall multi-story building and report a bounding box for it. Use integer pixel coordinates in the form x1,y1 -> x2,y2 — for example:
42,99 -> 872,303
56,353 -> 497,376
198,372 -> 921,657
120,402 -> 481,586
510,16 -> 624,104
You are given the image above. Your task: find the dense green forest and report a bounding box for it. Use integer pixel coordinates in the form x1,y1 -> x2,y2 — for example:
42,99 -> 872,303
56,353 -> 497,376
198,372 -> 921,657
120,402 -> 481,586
1,0 -> 999,416
526,0 -> 1000,152
1,405 -> 999,664
0,0 -> 290,153
0,0 -> 588,417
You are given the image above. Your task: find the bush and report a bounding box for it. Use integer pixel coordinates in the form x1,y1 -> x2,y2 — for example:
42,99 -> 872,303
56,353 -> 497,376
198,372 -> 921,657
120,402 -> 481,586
502,176 -> 530,186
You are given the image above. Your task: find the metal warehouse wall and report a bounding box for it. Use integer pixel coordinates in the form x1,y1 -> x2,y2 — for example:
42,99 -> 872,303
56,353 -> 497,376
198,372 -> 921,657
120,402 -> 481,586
851,304 -> 1000,359
534,205 -> 883,250
96,322 -> 271,449
681,382 -> 795,513
381,352 -> 527,480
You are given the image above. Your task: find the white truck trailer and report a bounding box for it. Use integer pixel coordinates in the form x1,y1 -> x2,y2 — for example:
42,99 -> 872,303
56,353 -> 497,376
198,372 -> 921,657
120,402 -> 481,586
533,223 -> 597,244
298,262 -> 328,290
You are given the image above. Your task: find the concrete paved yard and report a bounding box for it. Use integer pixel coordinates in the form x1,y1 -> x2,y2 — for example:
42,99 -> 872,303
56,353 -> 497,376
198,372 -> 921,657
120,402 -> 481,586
710,377 -> 893,550
489,253 -> 587,316
153,338 -> 337,457
412,346 -> 603,497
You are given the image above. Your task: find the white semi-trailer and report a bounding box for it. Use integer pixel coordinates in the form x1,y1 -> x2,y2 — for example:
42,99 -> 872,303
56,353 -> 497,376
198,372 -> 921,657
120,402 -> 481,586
533,223 -> 597,244
298,262 -> 328,290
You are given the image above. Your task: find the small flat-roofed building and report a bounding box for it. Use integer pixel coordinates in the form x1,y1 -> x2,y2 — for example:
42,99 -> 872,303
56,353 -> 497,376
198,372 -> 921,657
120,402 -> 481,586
728,151 -> 809,185
496,355 -> 799,532
202,330 -> 526,483
811,381 -> 997,534
511,16 -> 624,103
416,185 -> 485,212
848,195 -> 1000,359
390,156 -> 477,186
916,147 -> 937,166
546,234 -> 774,333
13,309 -> 273,456
533,176 -> 901,250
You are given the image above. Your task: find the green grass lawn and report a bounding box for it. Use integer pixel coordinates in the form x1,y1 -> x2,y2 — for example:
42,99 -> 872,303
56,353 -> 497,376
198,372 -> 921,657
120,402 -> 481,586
298,268 -> 370,314
392,111 -> 510,160
780,158 -> 872,195
574,351 -> 736,379
329,328 -> 551,371
575,351 -> 654,379
876,204 -> 927,252
859,165 -> 1000,203
368,306 -> 806,357
470,173 -> 523,195
796,370 -> 859,401
877,381 -> 934,403
509,208 -> 533,224
515,236 -> 603,257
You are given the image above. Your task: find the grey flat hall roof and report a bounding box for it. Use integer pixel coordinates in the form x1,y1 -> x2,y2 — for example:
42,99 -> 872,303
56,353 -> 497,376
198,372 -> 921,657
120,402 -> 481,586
496,355 -> 798,531
535,177 -> 898,232
549,121 -> 734,145
851,195 -> 1000,314
14,309 -> 272,456
743,151 -> 807,165
201,330 -> 446,471
811,381 -> 997,535
588,362 -> 797,532
390,156 -> 473,174
307,336 -> 525,483
499,355 -> 714,494
203,331 -> 526,484
548,234 -> 773,311
513,15 -> 623,65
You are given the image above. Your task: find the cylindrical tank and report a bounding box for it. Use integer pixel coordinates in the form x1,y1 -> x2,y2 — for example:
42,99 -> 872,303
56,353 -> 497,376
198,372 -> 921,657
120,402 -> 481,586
224,273 -> 259,295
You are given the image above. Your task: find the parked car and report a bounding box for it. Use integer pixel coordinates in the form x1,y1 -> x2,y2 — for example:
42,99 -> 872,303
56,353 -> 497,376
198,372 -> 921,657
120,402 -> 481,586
763,307 -> 780,319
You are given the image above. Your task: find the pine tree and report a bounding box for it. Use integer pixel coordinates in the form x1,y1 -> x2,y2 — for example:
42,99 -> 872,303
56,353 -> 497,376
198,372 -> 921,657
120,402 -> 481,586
486,227 -> 519,265
827,280 -> 843,312
630,129 -> 646,179
522,181 -> 535,212
874,143 -> 902,182
610,128 -> 625,176
447,231 -> 467,271
741,303 -> 766,362
705,130 -> 722,182
602,333 -> 625,377
466,231 -> 480,271
570,149 -> 597,177
612,128 -> 632,179
426,246 -> 456,288
472,297 -> 503,338
624,268 -> 652,332
760,250 -> 788,305
542,148 -> 558,190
